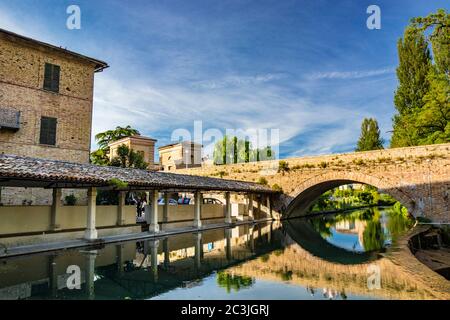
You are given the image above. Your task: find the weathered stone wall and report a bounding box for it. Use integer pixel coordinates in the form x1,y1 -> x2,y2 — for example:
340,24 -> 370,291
0,187 -> 87,206
176,143 -> 450,223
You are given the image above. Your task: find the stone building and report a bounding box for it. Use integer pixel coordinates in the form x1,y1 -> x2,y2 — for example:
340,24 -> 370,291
159,141 -> 202,171
108,135 -> 158,170
0,28 -> 108,205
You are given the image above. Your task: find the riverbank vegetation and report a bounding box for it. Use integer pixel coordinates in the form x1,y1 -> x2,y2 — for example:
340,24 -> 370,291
308,184 -> 397,213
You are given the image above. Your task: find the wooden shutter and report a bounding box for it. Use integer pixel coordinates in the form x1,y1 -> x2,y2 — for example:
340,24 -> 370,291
43,63 -> 53,91
43,63 -> 60,93
39,117 -> 57,145
51,65 -> 60,92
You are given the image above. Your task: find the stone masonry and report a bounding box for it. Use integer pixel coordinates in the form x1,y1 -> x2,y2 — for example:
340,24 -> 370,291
176,143 -> 450,223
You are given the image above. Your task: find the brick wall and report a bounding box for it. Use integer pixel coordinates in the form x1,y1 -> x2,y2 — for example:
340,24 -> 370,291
0,32 -> 101,206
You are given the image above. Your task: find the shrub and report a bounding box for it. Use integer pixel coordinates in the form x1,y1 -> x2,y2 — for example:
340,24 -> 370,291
257,177 -> 268,185
272,184 -> 283,193
109,178 -> 129,189
278,160 -> 290,173
65,194 -> 77,206
318,161 -> 328,168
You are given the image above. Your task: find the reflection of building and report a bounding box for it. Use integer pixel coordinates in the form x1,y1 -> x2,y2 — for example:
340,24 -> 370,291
108,135 -> 157,170
159,141 -> 202,171
334,220 -> 367,248
0,28 -> 108,205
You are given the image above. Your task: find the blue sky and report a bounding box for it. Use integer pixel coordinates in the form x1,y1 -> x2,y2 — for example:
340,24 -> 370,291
0,0 -> 446,159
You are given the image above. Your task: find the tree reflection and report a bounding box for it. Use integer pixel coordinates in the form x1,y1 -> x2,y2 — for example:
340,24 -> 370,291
309,203 -> 414,253
216,271 -> 254,293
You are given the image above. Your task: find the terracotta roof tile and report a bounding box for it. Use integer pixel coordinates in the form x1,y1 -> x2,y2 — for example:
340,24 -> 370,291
0,154 -> 274,193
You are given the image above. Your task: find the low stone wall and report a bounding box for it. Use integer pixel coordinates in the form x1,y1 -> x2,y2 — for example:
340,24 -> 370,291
0,205 -> 136,235
0,187 -> 87,206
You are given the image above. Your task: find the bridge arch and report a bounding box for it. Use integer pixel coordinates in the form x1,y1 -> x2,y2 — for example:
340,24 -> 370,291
284,171 -> 417,219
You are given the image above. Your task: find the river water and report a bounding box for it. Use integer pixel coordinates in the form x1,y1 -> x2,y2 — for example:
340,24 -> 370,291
0,206 -> 446,300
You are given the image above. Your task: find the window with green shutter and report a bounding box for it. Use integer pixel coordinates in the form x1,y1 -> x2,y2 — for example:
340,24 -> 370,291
39,117 -> 57,145
43,63 -> 60,93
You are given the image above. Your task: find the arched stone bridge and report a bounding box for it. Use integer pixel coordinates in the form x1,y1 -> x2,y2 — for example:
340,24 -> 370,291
177,143 -> 450,223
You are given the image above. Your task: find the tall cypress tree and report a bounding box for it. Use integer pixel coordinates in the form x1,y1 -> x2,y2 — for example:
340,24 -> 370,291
391,27 -> 432,147
356,118 -> 384,151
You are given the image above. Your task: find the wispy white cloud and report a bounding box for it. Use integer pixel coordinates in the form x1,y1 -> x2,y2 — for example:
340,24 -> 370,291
307,67 -> 395,80
191,73 -> 287,89
92,73 -> 364,159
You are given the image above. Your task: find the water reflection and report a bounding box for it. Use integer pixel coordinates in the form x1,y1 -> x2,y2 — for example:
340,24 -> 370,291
0,209 -> 448,300
308,206 -> 415,253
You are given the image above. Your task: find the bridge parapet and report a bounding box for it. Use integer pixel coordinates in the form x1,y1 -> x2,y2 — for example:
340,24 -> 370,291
176,143 -> 450,223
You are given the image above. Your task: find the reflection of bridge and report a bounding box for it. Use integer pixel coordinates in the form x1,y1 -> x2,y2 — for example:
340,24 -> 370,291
0,224 -> 275,300
226,222 -> 450,300
178,143 -> 450,223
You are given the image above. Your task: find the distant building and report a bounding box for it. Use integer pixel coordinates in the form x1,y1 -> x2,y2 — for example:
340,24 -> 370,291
0,28 -> 108,205
159,141 -> 202,171
108,135 -> 157,170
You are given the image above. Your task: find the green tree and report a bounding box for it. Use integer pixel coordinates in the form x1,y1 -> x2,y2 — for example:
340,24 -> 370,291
94,125 -> 140,150
90,125 -> 141,166
110,144 -> 148,169
213,136 -> 274,165
391,9 -> 449,147
90,148 -> 109,165
355,118 -> 384,151
416,68 -> 450,144
391,27 -> 432,147
411,9 -> 449,76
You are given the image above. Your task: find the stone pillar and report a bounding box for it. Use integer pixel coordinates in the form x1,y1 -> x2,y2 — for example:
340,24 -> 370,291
48,255 -> 58,298
85,250 -> 97,300
84,187 -> 98,240
116,244 -> 124,275
225,228 -> 232,261
248,226 -> 255,253
51,188 -> 62,231
148,190 -> 159,233
117,191 -> 126,226
268,222 -> 273,244
266,196 -> 273,219
248,193 -> 254,221
194,232 -> 202,269
150,240 -> 159,282
163,238 -> 170,268
257,196 -> 262,220
163,192 -> 169,228
225,192 -> 232,224
194,191 -> 202,228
